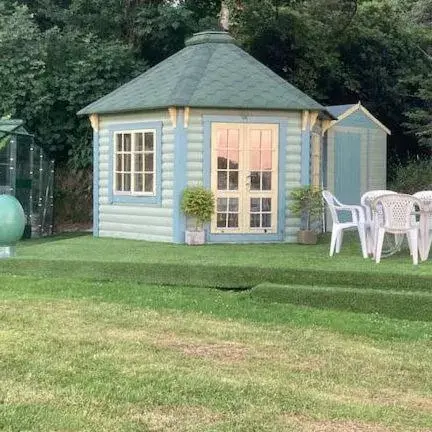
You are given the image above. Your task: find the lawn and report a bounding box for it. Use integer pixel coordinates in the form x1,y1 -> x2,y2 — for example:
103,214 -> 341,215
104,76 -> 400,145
1,234 -> 432,431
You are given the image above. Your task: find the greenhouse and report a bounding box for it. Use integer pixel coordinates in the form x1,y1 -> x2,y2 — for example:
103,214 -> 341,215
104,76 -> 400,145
0,119 -> 54,238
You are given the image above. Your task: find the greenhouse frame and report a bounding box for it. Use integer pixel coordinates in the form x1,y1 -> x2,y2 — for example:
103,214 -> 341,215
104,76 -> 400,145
0,119 -> 54,238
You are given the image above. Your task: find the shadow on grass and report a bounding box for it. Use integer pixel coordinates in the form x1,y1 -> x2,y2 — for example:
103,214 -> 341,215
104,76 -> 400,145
19,232 -> 91,247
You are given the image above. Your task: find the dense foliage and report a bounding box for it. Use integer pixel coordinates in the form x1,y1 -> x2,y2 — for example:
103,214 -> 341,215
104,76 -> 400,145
0,0 -> 430,170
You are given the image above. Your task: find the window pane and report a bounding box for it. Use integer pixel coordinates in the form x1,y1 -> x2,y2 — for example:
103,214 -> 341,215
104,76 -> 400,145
228,213 -> 238,228
262,198 -> 271,212
144,173 -> 153,192
116,135 -> 122,151
135,132 -> 144,151
124,154 -> 131,172
262,214 -> 271,228
144,153 -> 154,172
228,171 -> 238,190
250,198 -> 260,212
217,149 -> 228,169
217,198 -> 227,212
250,172 -> 261,190
217,171 -> 227,190
116,155 -> 122,171
144,132 -> 154,151
228,198 -> 238,212
124,174 -> 131,192
124,134 -> 131,152
262,172 -> 271,190
116,173 -> 122,191
134,174 -> 144,192
227,129 -> 239,149
250,214 -> 260,228
135,154 -> 143,172
217,213 -> 227,228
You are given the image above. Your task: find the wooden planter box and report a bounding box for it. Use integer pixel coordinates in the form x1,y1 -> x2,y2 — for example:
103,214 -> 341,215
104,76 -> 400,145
297,230 -> 318,245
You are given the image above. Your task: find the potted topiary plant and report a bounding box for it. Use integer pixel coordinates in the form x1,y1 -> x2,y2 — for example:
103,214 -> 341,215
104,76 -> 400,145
289,185 -> 323,245
181,186 -> 215,245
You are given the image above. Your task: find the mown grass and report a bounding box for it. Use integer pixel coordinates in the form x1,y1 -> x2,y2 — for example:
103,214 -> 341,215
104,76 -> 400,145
0,234 -> 431,292
1,276 -> 432,431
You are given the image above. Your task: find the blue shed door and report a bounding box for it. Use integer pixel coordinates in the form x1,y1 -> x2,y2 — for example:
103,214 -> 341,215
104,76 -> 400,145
334,132 -> 361,205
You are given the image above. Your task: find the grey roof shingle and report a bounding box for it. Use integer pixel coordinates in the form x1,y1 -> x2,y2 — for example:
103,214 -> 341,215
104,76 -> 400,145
78,31 -> 325,115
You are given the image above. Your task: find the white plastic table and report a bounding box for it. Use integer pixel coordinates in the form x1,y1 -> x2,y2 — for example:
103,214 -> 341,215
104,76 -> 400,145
417,201 -> 432,261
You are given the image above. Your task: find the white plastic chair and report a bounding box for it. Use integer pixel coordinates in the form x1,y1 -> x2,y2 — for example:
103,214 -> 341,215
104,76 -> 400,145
360,190 -> 397,255
413,191 -> 432,261
322,190 -> 368,258
373,194 -> 421,264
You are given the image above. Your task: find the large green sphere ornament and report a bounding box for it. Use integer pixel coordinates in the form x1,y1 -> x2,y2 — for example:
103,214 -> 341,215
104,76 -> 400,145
0,195 -> 26,248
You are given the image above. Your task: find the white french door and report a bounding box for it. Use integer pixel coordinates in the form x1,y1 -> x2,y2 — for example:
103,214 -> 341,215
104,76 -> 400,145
210,123 -> 278,234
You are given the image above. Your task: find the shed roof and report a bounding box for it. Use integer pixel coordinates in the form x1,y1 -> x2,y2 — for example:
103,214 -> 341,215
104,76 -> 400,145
326,102 -> 391,135
78,31 -> 326,116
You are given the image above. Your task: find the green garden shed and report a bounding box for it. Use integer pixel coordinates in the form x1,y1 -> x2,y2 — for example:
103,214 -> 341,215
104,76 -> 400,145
324,103 -> 390,207
78,31 -> 334,243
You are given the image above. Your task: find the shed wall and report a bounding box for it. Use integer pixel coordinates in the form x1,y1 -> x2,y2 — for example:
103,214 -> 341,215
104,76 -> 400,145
325,111 -> 387,226
97,110 -> 174,242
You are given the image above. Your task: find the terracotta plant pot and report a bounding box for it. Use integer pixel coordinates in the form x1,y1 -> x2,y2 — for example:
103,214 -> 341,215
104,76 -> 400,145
297,230 -> 318,245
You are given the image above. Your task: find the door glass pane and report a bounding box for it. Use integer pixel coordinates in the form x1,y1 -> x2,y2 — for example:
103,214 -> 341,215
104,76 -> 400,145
262,172 -> 271,190
261,150 -> 272,170
228,129 -> 239,149
217,213 -> 227,228
144,132 -> 154,151
228,213 -> 238,228
261,130 -> 272,149
217,130 -> 228,148
217,148 -> 228,169
250,172 -> 260,190
228,150 -> 239,169
262,198 -> 271,212
144,173 -> 153,192
217,171 -> 227,190
217,198 -> 227,212
262,214 -> 271,228
229,171 -> 238,190
250,130 -> 261,149
250,214 -> 260,227
250,150 -> 261,170
228,198 -> 238,212
250,198 -> 260,212
135,133 -> 143,151
124,134 -> 131,152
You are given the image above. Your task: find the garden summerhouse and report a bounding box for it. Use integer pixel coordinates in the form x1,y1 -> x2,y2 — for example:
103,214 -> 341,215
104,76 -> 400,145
323,103 -> 390,206
0,119 -> 54,238
78,31 -> 335,244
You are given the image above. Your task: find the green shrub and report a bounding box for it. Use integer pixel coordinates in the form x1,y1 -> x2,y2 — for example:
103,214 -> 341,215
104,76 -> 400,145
181,186 -> 215,230
289,186 -> 323,230
388,157 -> 432,194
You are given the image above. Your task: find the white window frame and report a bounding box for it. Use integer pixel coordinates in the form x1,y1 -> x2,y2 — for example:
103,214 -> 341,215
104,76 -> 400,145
113,129 -> 156,196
